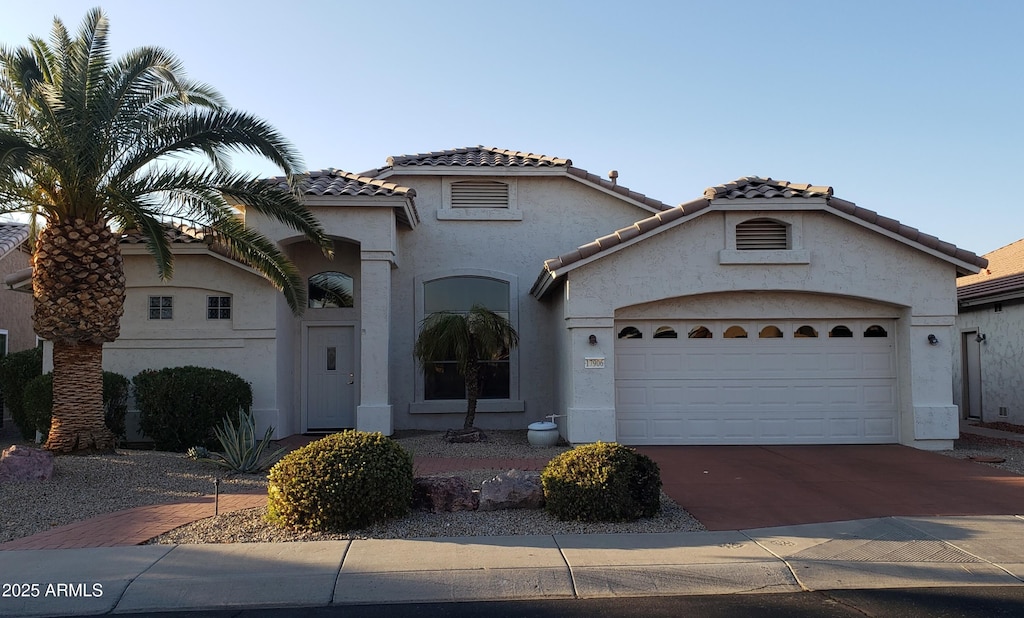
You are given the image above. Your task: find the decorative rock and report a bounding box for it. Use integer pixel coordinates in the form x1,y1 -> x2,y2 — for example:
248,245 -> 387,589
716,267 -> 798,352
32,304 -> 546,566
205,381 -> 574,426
0,445 -> 55,483
444,428 -> 488,443
478,469 -> 544,511
413,476 -> 479,513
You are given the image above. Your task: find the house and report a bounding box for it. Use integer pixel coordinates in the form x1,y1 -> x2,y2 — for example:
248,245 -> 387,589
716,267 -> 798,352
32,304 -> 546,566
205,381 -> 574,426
4,147 -> 988,450
0,222 -> 34,356
953,239 -> 1024,425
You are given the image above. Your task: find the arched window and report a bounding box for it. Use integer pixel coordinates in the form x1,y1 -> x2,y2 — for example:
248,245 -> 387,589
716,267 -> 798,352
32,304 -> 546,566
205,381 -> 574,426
688,326 -> 712,339
794,325 -> 818,338
759,325 -> 783,338
618,326 -> 643,339
724,326 -> 748,339
829,325 -> 853,338
736,218 -> 789,250
422,276 -> 511,400
309,272 -> 354,308
653,326 -> 678,339
864,325 -> 888,338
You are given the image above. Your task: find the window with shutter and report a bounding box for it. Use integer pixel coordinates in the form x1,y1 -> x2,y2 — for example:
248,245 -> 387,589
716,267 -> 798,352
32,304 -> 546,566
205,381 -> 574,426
736,218 -> 789,250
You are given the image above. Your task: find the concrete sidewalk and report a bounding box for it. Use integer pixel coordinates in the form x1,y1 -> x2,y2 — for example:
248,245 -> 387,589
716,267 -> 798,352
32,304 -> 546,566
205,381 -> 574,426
2,515 -> 1023,616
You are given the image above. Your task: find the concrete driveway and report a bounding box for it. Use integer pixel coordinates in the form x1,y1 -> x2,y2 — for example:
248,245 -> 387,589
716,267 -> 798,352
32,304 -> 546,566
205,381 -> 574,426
637,445 -> 1024,531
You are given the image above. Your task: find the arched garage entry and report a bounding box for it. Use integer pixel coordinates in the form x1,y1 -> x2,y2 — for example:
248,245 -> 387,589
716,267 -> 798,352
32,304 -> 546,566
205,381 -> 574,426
613,292 -> 901,445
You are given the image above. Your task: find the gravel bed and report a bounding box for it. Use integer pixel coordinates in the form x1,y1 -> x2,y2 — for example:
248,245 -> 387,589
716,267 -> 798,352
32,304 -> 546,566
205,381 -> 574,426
5,425 -> 1023,546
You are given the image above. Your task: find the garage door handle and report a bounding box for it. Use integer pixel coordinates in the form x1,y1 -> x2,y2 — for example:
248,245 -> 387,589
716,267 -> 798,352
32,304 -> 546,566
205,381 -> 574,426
348,373 -> 354,385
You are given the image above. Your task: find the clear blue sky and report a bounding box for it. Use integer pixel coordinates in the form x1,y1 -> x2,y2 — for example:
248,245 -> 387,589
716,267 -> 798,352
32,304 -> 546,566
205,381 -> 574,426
3,1 -> 1022,257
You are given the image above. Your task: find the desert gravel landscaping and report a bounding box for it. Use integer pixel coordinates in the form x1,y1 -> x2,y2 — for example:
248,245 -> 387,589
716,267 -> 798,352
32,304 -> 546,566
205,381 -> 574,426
2,425 -> 1023,546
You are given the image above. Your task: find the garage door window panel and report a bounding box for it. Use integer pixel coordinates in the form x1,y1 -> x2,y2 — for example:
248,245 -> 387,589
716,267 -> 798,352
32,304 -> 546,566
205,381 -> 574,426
724,325 -> 748,339
795,325 -> 819,338
759,325 -> 783,339
688,326 -> 713,339
653,326 -> 678,339
618,326 -> 643,339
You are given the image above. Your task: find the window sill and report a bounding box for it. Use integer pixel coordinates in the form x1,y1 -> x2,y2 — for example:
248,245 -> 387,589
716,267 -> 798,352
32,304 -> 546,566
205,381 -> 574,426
436,209 -> 523,221
719,249 -> 810,265
409,400 -> 525,414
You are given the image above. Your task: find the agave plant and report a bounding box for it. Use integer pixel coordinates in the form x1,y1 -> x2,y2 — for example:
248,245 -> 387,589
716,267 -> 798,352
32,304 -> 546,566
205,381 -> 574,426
210,409 -> 286,474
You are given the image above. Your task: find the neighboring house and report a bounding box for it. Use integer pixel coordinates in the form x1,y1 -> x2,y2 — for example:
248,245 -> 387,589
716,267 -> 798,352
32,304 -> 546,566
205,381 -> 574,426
3,147 -> 988,450
953,239 -> 1024,424
0,222 -> 34,356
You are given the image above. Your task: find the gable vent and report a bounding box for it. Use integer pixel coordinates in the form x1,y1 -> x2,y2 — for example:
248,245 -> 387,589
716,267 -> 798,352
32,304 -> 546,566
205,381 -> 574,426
736,218 -> 788,250
451,180 -> 509,208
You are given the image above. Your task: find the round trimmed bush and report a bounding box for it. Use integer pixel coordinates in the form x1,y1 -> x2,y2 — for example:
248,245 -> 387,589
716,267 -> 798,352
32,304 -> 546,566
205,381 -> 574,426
266,431 -> 413,532
541,442 -> 662,522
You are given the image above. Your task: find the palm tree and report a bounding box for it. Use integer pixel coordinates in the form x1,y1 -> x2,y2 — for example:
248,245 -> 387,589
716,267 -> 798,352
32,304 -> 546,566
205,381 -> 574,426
414,304 -> 519,435
0,9 -> 332,453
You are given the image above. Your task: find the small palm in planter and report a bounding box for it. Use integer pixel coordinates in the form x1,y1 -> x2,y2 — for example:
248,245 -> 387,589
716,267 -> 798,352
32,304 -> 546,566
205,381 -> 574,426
414,304 -> 519,442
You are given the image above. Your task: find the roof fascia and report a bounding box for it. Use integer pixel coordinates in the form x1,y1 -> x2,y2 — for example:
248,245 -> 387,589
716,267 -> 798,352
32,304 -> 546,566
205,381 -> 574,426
4,266 -> 32,292
959,290 -> 1024,308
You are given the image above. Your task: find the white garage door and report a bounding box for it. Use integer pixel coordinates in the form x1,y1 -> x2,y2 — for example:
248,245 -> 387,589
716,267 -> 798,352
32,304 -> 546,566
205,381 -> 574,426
615,320 -> 898,445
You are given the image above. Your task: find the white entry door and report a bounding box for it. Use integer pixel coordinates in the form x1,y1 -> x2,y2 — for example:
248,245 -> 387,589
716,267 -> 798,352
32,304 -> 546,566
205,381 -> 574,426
305,325 -> 355,430
615,320 -> 898,445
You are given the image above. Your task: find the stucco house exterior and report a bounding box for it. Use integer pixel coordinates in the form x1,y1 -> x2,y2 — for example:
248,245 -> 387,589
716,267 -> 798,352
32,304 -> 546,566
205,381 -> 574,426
0,222 -> 34,357
4,147 -> 988,450
953,239 -> 1024,425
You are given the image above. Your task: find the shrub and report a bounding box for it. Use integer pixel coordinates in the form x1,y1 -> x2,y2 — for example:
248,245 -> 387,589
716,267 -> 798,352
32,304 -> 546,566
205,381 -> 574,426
0,347 -> 43,440
210,409 -> 286,474
541,442 -> 662,522
21,371 -> 131,444
133,366 -> 253,452
267,431 -> 413,532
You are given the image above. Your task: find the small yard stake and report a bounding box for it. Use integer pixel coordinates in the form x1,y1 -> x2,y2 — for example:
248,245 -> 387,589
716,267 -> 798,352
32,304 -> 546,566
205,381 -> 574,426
214,477 -> 220,516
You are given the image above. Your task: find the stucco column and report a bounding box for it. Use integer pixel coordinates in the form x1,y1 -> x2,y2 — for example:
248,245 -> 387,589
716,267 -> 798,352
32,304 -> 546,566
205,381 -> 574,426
905,315 -> 959,450
356,252 -> 394,434
564,317 -> 617,444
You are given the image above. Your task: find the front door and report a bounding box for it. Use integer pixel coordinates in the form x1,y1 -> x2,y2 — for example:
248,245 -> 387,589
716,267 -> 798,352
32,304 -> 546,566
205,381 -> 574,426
961,331 -> 982,420
305,325 -> 355,430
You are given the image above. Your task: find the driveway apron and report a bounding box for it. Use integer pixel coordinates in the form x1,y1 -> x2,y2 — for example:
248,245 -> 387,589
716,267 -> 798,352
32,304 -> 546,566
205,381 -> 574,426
637,445 -> 1024,531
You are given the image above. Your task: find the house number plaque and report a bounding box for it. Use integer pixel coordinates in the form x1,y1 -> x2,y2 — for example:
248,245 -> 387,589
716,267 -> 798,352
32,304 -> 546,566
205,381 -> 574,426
584,357 -> 605,369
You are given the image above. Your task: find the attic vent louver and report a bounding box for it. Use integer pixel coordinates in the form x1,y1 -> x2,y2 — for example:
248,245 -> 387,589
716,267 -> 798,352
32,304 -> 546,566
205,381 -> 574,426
451,180 -> 509,208
736,218 -> 788,250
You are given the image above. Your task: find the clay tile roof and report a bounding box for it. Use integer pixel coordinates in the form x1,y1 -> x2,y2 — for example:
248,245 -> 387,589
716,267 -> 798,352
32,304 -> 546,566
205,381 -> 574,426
704,176 -> 833,200
705,177 -> 986,270
268,170 -> 416,199
958,272 -> 1024,302
120,221 -> 221,248
385,146 -> 571,168
0,222 -> 30,259
540,198 -> 709,272
538,176 -> 987,284
957,238 -> 1024,288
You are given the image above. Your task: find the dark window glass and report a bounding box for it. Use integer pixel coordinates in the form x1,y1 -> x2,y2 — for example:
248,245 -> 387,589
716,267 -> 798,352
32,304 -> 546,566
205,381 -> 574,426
207,296 -> 231,319
618,326 -> 643,339
795,325 -> 818,338
309,272 -> 354,308
688,326 -> 713,339
148,296 -> 172,320
422,277 -> 512,401
653,326 -> 678,339
829,325 -> 854,338
864,325 -> 888,338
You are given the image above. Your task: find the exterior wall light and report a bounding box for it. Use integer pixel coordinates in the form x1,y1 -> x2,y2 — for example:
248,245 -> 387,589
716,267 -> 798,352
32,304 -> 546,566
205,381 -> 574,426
927,334 -> 939,345
589,334 -> 598,345
976,333 -> 987,343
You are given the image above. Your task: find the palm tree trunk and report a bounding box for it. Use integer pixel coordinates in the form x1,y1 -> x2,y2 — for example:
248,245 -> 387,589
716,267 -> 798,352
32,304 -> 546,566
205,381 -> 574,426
33,219 -> 124,454
44,340 -> 114,452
